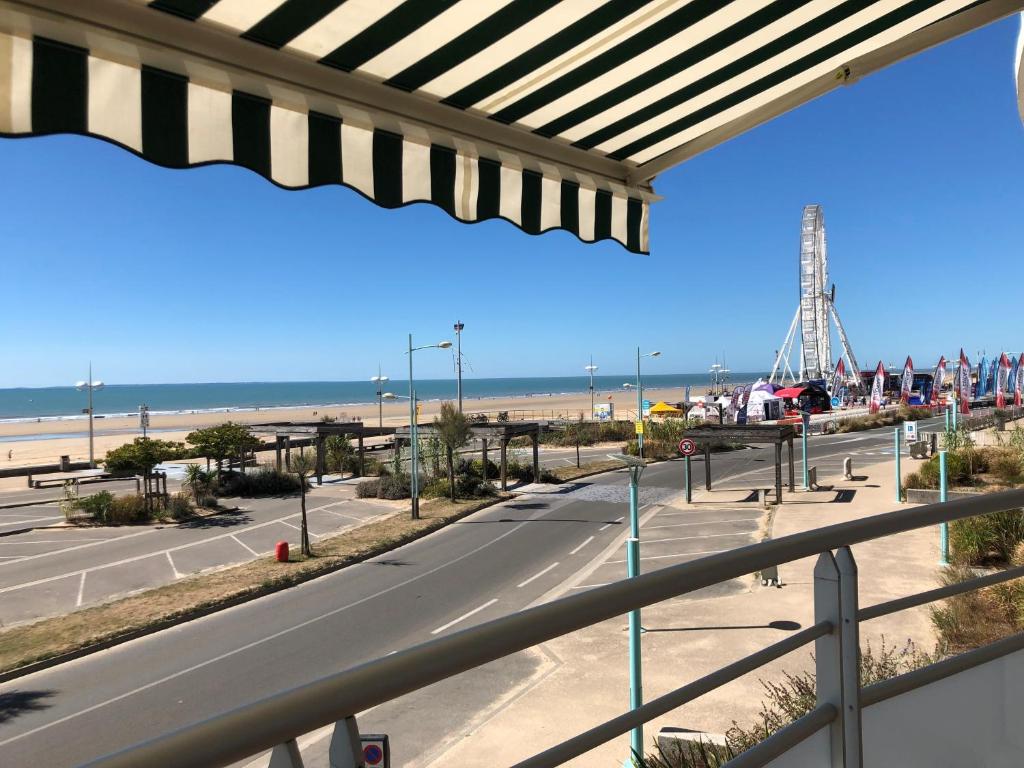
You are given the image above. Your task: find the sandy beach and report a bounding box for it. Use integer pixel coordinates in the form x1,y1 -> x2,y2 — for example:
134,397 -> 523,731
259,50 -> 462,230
0,386 -> 708,469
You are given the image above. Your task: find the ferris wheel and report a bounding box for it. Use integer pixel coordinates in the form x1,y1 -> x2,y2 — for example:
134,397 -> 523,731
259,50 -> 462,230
770,205 -> 861,387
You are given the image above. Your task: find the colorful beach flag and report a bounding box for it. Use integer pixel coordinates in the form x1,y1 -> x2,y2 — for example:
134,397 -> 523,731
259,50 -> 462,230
958,349 -> 972,415
900,356 -> 914,404
869,361 -> 885,414
1016,354 -> 1024,407
996,353 -> 1012,409
976,356 -> 988,397
831,358 -> 846,396
930,356 -> 946,405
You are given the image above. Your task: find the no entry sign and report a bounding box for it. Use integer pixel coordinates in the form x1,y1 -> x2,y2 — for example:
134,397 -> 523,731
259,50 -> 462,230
678,438 -> 697,456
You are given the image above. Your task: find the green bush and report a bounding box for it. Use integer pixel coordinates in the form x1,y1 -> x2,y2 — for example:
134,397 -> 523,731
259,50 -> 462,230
420,477 -> 449,499
219,466 -> 303,497
356,479 -> 380,498
167,493 -> 194,521
470,458 -> 499,477
105,494 -> 150,525
377,473 -> 411,500
989,449 -> 1022,484
77,491 -> 115,520
949,509 -> 1024,566
324,434 -> 358,473
624,439 -> 678,461
362,457 -> 384,476
456,473 -> 497,498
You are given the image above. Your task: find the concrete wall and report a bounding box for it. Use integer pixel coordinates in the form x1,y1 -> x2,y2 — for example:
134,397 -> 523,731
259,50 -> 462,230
763,725 -> 829,768
861,647 -> 1024,767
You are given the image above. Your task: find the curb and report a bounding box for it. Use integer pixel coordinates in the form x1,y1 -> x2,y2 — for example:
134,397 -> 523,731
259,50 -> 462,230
0,495 -> 508,683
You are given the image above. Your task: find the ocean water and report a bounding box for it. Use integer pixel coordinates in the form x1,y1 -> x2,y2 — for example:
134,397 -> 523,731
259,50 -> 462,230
0,374 -> 763,422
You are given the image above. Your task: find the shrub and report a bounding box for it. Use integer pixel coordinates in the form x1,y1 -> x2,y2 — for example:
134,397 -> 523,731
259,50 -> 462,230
457,473 -> 497,498
377,473 -> 411,500
324,434 -> 358,473
105,494 -> 150,525
356,479 -> 380,498
470,458 -> 499,477
219,466 -> 303,497
989,448 -> 1023,484
931,566 -> 1021,654
624,439 -> 678,461
949,509 -> 1024,566
167,493 -> 194,521
420,477 -> 449,499
362,457 -> 384,476
76,491 -> 114,520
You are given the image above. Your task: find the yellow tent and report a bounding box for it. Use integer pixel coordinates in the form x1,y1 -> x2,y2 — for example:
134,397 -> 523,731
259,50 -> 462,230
649,401 -> 683,416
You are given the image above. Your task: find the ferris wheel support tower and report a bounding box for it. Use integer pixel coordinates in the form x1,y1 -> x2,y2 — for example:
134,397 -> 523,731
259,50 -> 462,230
769,205 -> 861,387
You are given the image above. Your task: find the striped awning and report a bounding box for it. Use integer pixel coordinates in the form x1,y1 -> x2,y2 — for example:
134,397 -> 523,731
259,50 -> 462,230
1,1 -> 1020,254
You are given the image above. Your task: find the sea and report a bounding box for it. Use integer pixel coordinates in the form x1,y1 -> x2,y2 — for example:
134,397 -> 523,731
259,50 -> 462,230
0,374 -> 763,424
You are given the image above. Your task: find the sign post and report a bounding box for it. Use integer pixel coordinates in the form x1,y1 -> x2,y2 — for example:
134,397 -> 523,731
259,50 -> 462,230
139,404 -> 150,438
801,412 -> 811,490
679,438 -> 697,504
903,420 -> 918,443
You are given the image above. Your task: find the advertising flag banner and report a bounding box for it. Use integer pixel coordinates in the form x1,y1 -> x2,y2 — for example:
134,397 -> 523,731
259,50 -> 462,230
869,361 -> 885,414
831,358 -> 846,396
900,356 -> 914,404
989,359 -> 998,396
958,349 -> 972,415
976,357 -> 988,397
1016,354 -> 1024,407
996,353 -> 1011,409
930,356 -> 946,405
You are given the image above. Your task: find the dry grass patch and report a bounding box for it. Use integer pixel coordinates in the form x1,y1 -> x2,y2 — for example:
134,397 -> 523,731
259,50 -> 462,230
0,494 -> 509,677
547,459 -> 632,483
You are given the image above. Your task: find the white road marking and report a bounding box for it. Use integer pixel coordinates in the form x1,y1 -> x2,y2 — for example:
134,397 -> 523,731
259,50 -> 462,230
644,531 -> 755,545
569,536 -> 595,555
608,548 -> 726,564
166,551 -> 183,579
232,535 -> 261,557
517,562 -> 559,588
431,598 -> 499,635
0,528 -> 156,569
0,511 -> 540,749
571,582 -> 609,590
0,538 -> 112,545
0,555 -> 25,560
598,516 -> 624,531
75,572 -> 87,607
644,518 -> 758,531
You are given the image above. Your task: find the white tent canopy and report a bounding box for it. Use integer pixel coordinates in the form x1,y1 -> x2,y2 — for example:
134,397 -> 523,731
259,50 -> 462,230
1,1 -> 1020,252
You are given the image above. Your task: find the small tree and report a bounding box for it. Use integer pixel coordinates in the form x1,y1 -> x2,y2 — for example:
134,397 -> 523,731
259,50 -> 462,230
290,452 -> 314,556
104,438 -> 184,475
434,401 -> 472,500
187,422 -> 261,473
183,463 -> 209,502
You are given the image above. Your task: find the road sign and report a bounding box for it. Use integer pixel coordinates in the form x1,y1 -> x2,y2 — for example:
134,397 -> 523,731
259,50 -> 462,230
634,421 -> 644,435
642,398 -> 651,417
361,734 -> 389,767
831,397 -> 840,408
678,438 -> 697,456
904,420 -> 918,442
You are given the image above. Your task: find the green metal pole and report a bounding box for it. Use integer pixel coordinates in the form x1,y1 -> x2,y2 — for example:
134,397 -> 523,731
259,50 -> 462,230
939,450 -> 949,565
944,406 -> 950,432
408,334 -> 419,520
801,421 -> 809,490
684,455 -> 691,504
894,427 -> 902,503
636,347 -> 643,459
626,471 -> 642,763
952,400 -> 958,430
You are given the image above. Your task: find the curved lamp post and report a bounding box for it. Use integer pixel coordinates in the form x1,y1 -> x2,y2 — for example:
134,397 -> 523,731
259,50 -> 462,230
370,366 -> 389,429
405,335 -> 452,519
75,364 -> 105,468
585,358 -> 598,419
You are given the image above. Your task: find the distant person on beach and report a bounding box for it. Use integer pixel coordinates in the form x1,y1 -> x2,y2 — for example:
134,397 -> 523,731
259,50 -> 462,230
7,450 -> 11,461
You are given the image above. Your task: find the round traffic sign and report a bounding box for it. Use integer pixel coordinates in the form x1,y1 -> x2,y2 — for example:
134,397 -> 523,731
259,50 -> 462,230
364,744 -> 384,765
678,438 -> 697,456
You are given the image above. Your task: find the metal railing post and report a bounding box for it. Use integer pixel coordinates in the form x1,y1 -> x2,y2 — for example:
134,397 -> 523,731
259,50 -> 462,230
894,427 -> 901,503
814,549 -> 862,768
328,716 -> 365,768
939,450 -> 949,565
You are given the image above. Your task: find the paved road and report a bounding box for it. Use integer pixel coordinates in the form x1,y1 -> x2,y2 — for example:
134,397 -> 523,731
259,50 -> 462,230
0,419 -> 935,767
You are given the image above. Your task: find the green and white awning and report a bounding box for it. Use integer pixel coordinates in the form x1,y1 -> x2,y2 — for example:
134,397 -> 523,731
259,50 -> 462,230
0,1 -> 1019,253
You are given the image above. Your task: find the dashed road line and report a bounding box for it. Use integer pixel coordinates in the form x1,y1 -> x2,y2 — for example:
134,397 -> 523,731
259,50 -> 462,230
431,598 -> 499,635
598,516 -> 624,532
517,562 -> 559,589
569,536 -> 595,555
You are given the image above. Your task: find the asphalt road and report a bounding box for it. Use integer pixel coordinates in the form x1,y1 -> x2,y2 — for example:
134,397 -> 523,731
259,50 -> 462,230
0,419 -> 938,767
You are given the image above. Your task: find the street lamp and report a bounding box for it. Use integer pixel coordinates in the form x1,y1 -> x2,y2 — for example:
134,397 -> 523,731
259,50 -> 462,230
454,321 -> 465,413
585,358 -> 599,419
75,363 -> 105,468
370,366 -> 389,429
406,335 -> 452,519
636,349 -> 662,458
608,452 -> 646,762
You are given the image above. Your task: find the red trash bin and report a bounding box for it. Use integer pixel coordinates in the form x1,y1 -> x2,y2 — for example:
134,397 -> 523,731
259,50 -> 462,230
275,541 -> 289,562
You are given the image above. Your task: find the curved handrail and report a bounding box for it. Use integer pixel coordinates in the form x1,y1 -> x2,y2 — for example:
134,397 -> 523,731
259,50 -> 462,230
83,488 -> 1024,768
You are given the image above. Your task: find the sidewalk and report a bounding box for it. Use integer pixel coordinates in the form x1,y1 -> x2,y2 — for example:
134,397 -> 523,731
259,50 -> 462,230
427,455 -> 940,767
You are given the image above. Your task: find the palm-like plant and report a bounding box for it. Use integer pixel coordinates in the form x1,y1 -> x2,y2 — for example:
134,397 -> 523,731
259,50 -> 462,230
184,463 -> 206,503
434,401 -> 472,501
290,452 -> 315,556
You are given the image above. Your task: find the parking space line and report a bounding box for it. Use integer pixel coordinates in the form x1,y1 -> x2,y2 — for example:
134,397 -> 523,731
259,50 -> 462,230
569,536 -> 595,555
75,572 -> 87,607
598,516 -> 624,532
0,528 -> 156,569
517,562 -> 559,589
232,535 -> 260,557
0,538 -> 111,545
644,518 -> 759,531
166,551 -> 183,579
644,532 -> 755,545
431,598 -> 499,635
608,548 -> 726,564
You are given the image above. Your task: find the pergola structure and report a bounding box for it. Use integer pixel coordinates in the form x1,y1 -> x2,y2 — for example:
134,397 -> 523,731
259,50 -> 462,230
394,421 -> 542,492
681,423 -> 797,504
249,422 -> 394,485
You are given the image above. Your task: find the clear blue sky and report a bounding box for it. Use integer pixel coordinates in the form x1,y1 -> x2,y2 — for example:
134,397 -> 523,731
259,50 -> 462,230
2,17 -> 1022,389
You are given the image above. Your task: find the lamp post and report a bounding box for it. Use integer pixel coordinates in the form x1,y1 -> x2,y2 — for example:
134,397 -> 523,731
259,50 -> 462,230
454,321 -> 465,413
75,364 -> 104,468
608,452 -> 646,763
585,357 -> 598,420
636,349 -> 662,459
406,334 -> 452,519
371,366 -> 389,429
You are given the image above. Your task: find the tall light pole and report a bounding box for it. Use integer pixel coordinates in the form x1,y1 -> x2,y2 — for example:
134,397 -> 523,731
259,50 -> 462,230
371,365 -> 389,429
585,357 -> 598,419
75,363 -> 104,468
454,321 -> 465,413
407,334 -> 452,519
636,349 -> 662,459
608,452 -> 646,762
